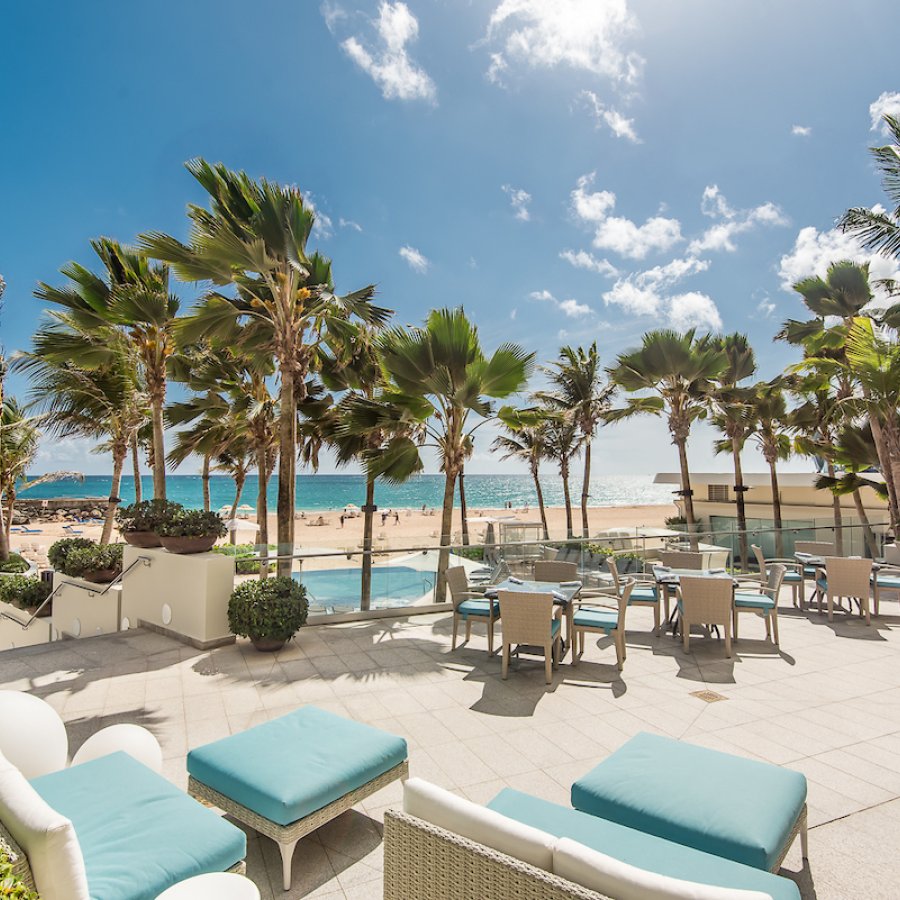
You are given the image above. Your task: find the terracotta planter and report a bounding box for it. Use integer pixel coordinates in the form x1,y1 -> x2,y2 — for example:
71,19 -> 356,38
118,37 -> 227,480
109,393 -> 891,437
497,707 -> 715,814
159,534 -> 219,555
123,531 -> 162,548
79,568 -> 119,584
250,636 -> 286,652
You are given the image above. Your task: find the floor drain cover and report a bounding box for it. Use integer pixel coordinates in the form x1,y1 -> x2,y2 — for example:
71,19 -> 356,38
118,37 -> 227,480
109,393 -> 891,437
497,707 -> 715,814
690,690 -> 727,703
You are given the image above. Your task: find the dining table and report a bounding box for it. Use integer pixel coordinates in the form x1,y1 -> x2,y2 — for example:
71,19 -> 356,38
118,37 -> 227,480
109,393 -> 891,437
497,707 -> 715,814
652,566 -> 738,636
794,552 -> 881,606
483,577 -> 582,661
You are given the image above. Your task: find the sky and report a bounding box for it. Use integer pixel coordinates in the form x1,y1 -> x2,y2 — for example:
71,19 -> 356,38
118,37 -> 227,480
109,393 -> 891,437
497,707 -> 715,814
2,0 -> 900,479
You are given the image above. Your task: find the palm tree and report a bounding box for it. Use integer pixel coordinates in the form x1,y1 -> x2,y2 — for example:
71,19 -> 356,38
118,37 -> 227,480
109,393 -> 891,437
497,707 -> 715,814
538,344 -> 615,537
0,399 -> 39,560
609,329 -> 727,540
541,411 -> 583,539
748,381 -> 792,558
35,239 -> 178,499
709,333 -> 756,571
141,159 -> 387,576
357,308 -> 533,601
492,417 -> 551,540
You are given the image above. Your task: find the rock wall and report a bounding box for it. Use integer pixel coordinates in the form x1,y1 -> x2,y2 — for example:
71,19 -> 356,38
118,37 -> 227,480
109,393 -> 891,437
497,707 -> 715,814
12,498 -> 107,524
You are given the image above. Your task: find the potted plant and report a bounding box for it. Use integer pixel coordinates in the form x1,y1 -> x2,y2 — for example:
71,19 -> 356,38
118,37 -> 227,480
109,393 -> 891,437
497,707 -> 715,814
228,576 -> 308,651
0,552 -> 31,575
62,543 -> 124,584
157,509 -> 227,554
612,550 -> 644,575
116,499 -> 183,548
0,574 -> 53,617
48,537 -> 96,572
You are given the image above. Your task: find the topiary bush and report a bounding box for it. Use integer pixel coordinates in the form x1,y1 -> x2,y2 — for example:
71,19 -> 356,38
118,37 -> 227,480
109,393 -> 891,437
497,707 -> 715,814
157,510 -> 227,539
228,577 -> 308,646
62,543 -> 124,581
0,575 -> 52,612
48,538 -> 96,572
213,544 -> 277,574
0,553 -> 31,574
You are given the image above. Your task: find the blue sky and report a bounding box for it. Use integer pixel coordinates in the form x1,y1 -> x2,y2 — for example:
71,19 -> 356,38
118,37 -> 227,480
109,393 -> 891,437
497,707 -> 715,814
2,0 -> 900,478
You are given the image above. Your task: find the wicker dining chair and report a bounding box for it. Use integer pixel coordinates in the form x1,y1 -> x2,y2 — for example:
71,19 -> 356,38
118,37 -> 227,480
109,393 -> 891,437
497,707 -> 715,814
752,544 -> 804,608
816,557 -> 874,625
572,579 -> 634,670
498,591 -> 562,684
660,550 -> 704,570
533,560 -> 579,583
794,540 -> 835,579
448,566 -> 500,653
872,565 -> 900,616
734,564 -> 786,646
600,558 -> 661,634
677,576 -> 734,657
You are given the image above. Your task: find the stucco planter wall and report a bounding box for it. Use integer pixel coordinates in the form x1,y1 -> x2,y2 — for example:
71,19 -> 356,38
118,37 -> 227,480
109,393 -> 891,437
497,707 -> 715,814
0,600 -> 53,651
51,574 -> 122,639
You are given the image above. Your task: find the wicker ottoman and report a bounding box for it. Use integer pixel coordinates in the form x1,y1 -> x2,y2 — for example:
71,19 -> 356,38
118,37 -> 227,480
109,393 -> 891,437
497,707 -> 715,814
187,706 -> 409,890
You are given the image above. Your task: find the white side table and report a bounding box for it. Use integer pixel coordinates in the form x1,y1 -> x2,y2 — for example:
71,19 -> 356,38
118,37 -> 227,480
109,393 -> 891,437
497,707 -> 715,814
156,872 -> 260,899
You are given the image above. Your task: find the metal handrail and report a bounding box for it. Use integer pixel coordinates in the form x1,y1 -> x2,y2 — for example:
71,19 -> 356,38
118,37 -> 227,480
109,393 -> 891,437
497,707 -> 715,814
0,555 -> 152,630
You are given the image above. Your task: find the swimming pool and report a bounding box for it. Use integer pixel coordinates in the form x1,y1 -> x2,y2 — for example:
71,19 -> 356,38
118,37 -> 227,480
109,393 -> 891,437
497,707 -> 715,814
293,565 -> 436,612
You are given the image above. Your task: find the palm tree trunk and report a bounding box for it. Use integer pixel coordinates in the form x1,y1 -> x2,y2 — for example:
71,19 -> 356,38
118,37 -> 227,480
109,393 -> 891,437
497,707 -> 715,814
435,471 -> 457,603
868,414 -> 900,530
532,462 -> 549,540
580,441 -> 591,538
201,454 -> 211,513
732,439 -> 749,573
561,461 -> 573,539
0,492 -> 8,561
361,477 -> 375,611
101,451 -> 125,544
131,435 -> 142,504
229,474 -> 245,546
276,366 -> 296,578
256,447 -> 269,580
827,462 -> 844,555
151,397 -> 166,500
676,439 -> 699,550
459,470 -> 470,546
769,460 -> 784,558
851,489 -> 879,558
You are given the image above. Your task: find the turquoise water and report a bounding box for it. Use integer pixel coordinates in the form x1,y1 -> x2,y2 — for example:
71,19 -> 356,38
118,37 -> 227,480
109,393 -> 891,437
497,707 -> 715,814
294,565 -> 436,610
17,473 -> 674,511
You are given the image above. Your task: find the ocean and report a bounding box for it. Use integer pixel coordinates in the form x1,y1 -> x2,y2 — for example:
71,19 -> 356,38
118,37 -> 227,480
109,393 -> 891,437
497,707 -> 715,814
17,473 -> 675,511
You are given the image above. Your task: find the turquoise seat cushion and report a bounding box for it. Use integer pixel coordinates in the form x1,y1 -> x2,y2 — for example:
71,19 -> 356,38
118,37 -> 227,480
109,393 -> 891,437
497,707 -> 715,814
874,575 -> 900,589
187,706 -> 407,827
781,571 -> 802,584
574,609 -> 618,632
734,592 -> 776,611
551,618 -> 561,638
32,752 -> 245,900
570,732 -> 806,871
457,598 -> 499,618
487,790 -> 799,900
803,566 -> 818,577
627,587 -> 658,603
816,577 -> 827,591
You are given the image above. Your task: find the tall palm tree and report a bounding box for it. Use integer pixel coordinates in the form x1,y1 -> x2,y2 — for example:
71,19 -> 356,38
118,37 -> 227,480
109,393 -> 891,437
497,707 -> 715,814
141,159 -> 387,576
748,381 -> 792,558
541,411 -> 583,540
492,417 -> 551,540
538,343 -> 615,537
356,308 -> 533,601
35,238 -> 178,499
709,333 -> 756,571
609,329 -> 727,540
0,399 -> 39,561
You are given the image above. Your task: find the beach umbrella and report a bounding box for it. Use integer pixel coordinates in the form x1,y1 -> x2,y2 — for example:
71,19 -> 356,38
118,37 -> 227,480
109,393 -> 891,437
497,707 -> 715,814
224,518 -> 260,532
237,504 -> 254,512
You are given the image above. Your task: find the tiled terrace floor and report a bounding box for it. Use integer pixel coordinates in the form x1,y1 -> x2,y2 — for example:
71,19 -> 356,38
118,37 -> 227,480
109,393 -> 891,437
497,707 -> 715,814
4,594 -> 900,898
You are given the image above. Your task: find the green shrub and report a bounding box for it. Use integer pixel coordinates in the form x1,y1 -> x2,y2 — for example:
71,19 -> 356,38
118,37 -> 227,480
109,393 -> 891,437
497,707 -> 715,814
0,575 -> 52,611
0,844 -> 41,899
157,510 -> 227,539
48,538 -> 95,572
0,553 -> 31,574
455,546 -> 485,561
584,543 -> 614,557
228,577 -> 308,642
62,543 -> 124,579
116,499 -> 183,533
213,544 -> 277,574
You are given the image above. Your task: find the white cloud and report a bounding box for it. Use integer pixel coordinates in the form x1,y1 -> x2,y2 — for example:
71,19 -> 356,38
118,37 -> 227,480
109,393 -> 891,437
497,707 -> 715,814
502,184 -> 532,221
870,91 -> 900,134
668,292 -> 722,332
485,0 -> 643,87
570,172 -> 682,260
756,298 -> 776,318
321,1 -> 347,33
303,191 -> 333,238
791,125 -> 812,137
579,90 -> 640,142
778,219 -> 900,305
339,217 -> 363,232
559,249 -> 618,277
510,308 -> 517,320
688,185 -> 787,254
340,2 -> 436,103
399,245 -> 429,273
530,289 -> 591,318
603,256 -> 708,317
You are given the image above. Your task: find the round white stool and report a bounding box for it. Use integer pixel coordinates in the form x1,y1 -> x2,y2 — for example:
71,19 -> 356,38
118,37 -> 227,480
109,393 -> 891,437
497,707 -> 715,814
71,723 -> 163,773
155,872 -> 260,900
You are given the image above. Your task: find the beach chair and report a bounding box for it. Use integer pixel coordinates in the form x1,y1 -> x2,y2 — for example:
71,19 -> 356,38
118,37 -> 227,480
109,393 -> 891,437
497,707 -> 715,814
19,526 -> 43,534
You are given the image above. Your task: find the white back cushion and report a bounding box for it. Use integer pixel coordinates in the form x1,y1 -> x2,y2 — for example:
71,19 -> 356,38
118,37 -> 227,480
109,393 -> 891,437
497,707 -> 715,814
554,838 -> 772,900
0,751 -> 89,900
403,777 -> 555,871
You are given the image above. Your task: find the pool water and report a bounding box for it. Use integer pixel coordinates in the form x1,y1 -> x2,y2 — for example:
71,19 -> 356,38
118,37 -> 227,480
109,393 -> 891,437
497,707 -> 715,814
293,565 -> 436,611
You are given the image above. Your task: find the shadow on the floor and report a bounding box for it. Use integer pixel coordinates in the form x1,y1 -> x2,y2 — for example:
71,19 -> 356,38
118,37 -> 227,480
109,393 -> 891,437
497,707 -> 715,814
63,707 -> 169,756
784,859 -> 818,900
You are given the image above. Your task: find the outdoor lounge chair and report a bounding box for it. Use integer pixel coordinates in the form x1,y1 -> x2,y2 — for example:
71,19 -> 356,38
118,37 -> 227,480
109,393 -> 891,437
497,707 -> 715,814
449,565 -> 500,653
18,526 -> 42,534
734,563 -> 786,646
752,544 -> 804,608
572,579 -> 633,670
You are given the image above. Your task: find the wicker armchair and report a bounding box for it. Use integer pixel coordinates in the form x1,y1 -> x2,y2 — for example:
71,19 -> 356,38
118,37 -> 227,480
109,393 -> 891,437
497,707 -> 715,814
594,558 -> 661,634
677,576 -> 734,657
734,564 -> 785,646
817,557 -> 874,624
448,566 -> 500,653
752,544 -> 804,608
572,580 -> 634,670
534,561 -> 579,583
660,550 -> 704,570
872,565 -> 900,615
498,591 -> 562,684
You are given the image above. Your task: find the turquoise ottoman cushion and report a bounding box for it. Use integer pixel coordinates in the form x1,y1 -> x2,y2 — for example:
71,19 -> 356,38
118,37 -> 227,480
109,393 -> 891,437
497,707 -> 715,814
571,733 -> 806,871
488,789 -> 799,900
32,752 -> 246,900
187,706 -> 407,827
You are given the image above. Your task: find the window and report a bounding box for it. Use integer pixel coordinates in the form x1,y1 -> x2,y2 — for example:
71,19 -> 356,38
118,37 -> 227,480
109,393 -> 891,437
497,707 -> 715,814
708,484 -> 729,503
